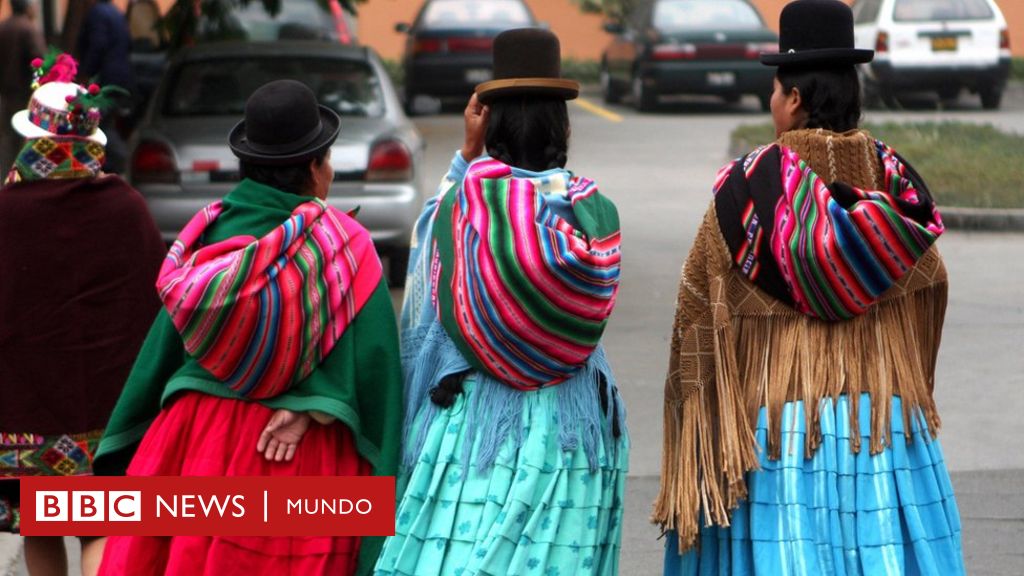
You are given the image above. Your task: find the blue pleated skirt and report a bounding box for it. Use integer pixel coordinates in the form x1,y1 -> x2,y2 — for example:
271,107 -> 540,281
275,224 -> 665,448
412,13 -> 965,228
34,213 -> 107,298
664,394 -> 964,576
375,378 -> 628,576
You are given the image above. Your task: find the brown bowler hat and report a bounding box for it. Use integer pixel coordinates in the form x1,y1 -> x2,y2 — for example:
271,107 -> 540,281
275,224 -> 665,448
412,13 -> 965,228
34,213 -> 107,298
475,28 -> 579,104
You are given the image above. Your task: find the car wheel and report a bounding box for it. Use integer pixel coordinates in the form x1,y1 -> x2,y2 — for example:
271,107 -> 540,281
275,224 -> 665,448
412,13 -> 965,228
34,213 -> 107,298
758,93 -> 771,112
404,90 -> 419,116
979,85 -> 1003,110
388,248 -> 410,288
861,77 -> 893,110
937,87 -> 960,102
632,74 -> 657,112
601,62 -> 622,104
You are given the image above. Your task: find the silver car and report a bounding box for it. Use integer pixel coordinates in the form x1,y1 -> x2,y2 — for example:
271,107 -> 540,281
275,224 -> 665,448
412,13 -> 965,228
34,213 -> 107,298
128,41 -> 424,286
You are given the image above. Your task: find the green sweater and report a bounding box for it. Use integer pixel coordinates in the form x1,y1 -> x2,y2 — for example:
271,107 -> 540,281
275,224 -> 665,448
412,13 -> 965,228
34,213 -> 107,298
94,179 -> 404,575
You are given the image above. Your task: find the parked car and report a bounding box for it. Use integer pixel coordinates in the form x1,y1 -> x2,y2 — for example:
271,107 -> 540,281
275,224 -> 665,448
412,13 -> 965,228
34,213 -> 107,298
395,0 -> 538,114
128,42 -> 424,286
126,0 -> 358,146
600,0 -> 778,111
852,0 -> 1011,109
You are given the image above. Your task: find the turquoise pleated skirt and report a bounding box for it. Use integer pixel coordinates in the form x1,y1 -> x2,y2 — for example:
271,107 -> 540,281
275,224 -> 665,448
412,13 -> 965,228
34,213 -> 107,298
664,394 -> 964,576
374,379 -> 629,576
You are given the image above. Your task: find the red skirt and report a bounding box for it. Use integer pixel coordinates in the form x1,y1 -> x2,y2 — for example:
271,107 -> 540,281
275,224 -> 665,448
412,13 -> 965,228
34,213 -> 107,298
99,391 -> 372,576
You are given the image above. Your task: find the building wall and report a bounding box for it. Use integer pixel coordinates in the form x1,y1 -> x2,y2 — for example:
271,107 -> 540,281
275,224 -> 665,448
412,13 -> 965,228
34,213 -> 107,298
3,0 -> 1021,58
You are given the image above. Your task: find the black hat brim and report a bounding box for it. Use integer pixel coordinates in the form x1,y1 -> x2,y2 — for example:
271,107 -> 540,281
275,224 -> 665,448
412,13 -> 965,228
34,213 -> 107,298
761,48 -> 874,67
229,105 -> 341,166
476,78 -> 580,104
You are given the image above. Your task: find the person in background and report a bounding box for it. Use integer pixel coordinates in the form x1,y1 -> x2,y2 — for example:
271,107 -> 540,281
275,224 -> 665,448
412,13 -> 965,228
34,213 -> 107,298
93,80 -> 404,576
653,1 -> 965,574
75,0 -> 132,173
0,52 -> 165,576
374,28 -> 628,576
0,0 -> 45,169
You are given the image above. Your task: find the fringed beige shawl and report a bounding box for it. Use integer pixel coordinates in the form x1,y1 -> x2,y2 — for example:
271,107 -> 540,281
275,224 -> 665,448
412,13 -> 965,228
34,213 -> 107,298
651,129 -> 948,551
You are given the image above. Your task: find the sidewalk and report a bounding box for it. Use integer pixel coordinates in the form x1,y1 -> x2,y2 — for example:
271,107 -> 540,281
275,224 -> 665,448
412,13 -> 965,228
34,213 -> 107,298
4,470 -> 1023,575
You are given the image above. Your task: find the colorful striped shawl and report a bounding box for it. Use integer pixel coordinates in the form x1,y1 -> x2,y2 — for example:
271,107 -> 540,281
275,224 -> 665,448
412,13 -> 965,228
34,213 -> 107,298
431,158 -> 622,390
156,198 -> 382,399
714,142 -> 944,321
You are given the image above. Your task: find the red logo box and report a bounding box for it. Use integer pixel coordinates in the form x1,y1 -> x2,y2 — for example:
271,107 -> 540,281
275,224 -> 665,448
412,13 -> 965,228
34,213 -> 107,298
20,476 -> 395,537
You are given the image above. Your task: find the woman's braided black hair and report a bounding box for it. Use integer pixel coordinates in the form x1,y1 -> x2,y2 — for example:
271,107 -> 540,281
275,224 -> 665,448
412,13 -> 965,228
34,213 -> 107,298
485,96 -> 570,172
777,65 -> 862,133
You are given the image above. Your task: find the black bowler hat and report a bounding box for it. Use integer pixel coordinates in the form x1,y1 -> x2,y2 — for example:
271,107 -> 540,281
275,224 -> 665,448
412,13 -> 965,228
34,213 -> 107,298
760,0 -> 874,67
475,28 -> 579,104
229,80 -> 341,166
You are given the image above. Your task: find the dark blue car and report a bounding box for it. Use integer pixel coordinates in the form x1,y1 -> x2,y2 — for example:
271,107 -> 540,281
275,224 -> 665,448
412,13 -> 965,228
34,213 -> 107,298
600,0 -> 778,112
395,0 -> 538,115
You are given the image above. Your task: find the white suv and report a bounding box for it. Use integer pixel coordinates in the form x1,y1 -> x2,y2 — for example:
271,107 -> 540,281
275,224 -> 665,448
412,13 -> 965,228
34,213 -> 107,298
851,0 -> 1011,109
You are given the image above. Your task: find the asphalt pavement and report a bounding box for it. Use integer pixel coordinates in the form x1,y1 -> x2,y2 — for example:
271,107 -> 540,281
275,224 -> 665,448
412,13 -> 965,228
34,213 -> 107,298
3,86 -> 1022,575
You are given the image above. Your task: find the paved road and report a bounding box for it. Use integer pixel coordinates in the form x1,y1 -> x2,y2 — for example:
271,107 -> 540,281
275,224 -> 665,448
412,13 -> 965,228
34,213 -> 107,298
4,87 -> 1022,575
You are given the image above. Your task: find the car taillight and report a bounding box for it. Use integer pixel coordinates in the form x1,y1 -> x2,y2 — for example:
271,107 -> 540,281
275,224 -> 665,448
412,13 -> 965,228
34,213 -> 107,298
448,37 -> 493,53
1000,28 -> 1010,51
745,42 -> 778,59
367,140 -> 412,182
651,43 -> 696,60
875,31 -> 889,54
413,38 -> 442,55
132,140 -> 178,184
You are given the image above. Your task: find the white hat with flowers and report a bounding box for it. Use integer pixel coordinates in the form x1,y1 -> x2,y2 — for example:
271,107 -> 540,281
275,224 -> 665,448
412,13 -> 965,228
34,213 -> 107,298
11,50 -> 125,146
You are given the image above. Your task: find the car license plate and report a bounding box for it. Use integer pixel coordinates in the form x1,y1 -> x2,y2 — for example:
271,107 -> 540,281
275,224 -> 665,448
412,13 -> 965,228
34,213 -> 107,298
707,72 -> 736,87
931,36 -> 958,52
465,68 -> 492,83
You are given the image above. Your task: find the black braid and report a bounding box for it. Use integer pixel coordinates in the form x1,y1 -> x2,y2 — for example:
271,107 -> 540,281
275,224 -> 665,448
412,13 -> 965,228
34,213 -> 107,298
485,96 -> 570,172
429,370 -> 470,408
777,65 -> 862,133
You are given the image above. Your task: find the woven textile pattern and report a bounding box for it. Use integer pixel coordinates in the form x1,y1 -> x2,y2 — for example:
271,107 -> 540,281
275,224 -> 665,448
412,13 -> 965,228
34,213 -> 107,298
715,142 -> 944,321
432,158 -> 621,390
157,199 -> 382,399
1,430 -> 103,533
5,137 -> 105,184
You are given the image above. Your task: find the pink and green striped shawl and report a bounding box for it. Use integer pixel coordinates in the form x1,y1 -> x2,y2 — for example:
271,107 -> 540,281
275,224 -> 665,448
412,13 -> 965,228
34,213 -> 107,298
714,141 -> 944,321
431,158 -> 622,390
156,198 -> 382,399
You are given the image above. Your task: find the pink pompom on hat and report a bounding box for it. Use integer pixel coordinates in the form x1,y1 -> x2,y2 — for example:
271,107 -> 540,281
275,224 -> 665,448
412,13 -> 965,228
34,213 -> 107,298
10,51 -> 110,146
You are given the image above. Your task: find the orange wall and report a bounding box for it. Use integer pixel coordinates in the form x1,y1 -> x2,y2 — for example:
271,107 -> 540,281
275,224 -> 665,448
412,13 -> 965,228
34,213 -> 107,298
3,0 -> 1021,57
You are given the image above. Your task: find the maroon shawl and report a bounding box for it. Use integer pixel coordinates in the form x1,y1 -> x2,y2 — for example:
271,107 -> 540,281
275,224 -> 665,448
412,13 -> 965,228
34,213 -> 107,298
0,175 -> 165,434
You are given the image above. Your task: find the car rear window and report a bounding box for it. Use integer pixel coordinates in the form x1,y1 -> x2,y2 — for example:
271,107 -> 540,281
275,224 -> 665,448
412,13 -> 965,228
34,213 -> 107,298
197,0 -> 335,42
653,0 -> 764,31
166,57 -> 384,117
419,0 -> 532,30
893,0 -> 994,22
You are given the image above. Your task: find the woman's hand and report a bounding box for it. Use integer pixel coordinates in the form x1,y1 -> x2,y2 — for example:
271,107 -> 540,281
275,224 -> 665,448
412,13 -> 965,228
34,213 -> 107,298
461,93 -> 490,162
256,409 -> 311,462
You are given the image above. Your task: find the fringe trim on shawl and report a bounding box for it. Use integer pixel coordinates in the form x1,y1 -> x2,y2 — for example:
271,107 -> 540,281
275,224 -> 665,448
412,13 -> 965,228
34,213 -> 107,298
402,321 -> 625,474
400,321 -> 471,471
652,276 -> 947,552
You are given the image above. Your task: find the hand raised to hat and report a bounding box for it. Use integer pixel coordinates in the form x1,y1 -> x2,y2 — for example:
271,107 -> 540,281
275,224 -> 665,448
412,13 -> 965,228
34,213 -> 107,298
461,93 -> 490,163
257,409 -> 312,462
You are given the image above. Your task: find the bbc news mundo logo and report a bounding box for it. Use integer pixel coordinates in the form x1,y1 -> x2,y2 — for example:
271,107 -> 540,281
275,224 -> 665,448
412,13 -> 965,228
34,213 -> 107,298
20,477 -> 394,537
36,491 -> 142,522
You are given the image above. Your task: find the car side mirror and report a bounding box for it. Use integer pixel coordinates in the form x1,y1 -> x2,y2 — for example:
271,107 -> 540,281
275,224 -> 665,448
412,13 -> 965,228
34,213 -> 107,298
395,22 -> 411,34
603,21 -> 625,35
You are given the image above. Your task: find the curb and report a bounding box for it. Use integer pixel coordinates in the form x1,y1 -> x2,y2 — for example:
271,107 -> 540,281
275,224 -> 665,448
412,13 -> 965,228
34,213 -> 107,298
940,207 -> 1024,232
